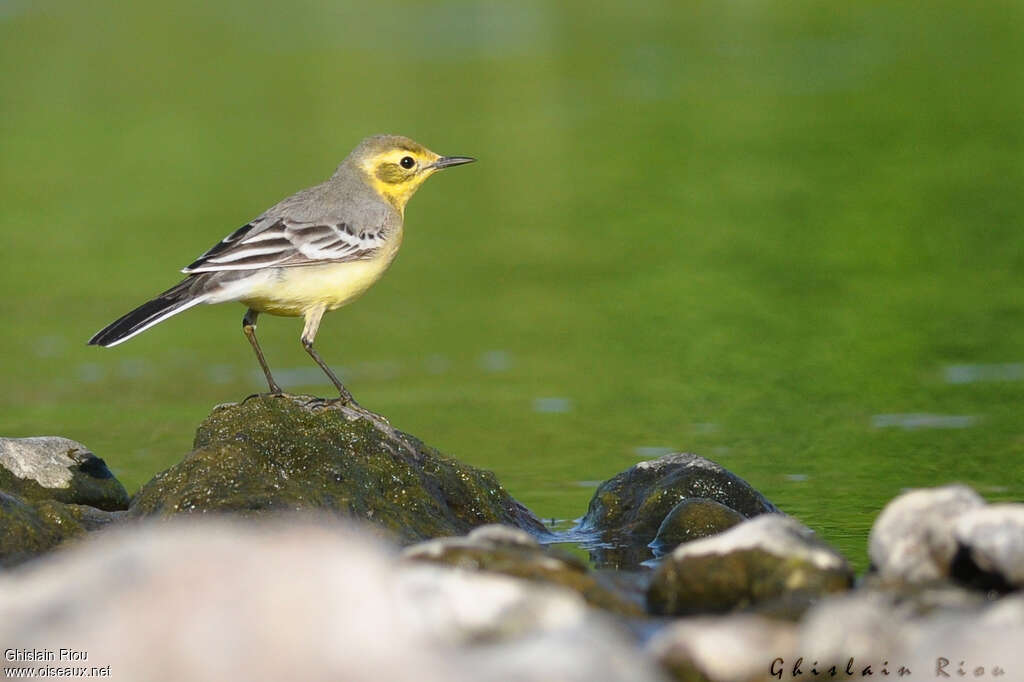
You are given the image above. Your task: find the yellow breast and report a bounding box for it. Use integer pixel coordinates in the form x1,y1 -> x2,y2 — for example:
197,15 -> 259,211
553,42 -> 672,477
239,246 -> 400,317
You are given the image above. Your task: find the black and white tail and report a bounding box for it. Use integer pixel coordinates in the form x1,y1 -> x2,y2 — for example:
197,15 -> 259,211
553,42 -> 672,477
88,278 -> 208,347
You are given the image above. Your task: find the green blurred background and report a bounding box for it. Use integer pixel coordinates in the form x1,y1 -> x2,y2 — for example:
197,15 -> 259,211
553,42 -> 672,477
2,0 -> 1022,568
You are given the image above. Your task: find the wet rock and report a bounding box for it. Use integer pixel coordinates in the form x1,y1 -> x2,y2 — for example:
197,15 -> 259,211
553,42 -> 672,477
129,395 -> 545,543
649,498 -> 745,557
403,524 -> 645,617
951,504 -> 1024,591
647,515 -> 852,617
646,614 -> 799,682
0,518 -> 667,682
0,436 -> 129,511
576,453 -> 777,569
868,485 -> 985,583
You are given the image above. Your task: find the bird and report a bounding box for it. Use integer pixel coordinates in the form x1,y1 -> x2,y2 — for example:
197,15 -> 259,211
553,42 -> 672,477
88,134 -> 475,406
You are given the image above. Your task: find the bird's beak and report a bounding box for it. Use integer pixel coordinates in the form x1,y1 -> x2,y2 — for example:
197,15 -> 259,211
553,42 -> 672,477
431,156 -> 476,170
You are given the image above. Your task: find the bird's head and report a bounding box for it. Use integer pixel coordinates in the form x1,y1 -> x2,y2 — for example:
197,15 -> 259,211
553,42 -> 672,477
343,134 -> 475,213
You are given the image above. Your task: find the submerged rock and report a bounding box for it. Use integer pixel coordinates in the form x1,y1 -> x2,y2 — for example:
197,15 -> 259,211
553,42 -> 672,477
646,515 -> 852,617
403,524 -> 646,617
0,518 -> 667,682
576,453 -> 777,568
868,485 -> 986,583
129,395 -> 545,543
0,436 -> 129,511
649,498 -> 746,558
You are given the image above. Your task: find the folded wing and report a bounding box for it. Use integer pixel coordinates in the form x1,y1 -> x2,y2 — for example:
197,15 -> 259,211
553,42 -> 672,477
182,217 -> 383,273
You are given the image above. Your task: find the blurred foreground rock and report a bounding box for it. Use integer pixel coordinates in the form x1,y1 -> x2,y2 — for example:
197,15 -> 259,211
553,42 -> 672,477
868,484 -> 985,583
796,587 -> 1024,680
0,518 -> 668,682
647,514 -> 853,618
403,524 -> 645,617
129,395 -> 546,543
869,485 -> 1024,592
575,453 -> 778,568
646,614 -> 799,682
0,436 -> 127,565
951,504 -> 1024,591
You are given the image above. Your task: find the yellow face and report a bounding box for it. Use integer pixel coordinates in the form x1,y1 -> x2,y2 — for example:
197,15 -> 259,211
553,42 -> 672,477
355,136 -> 475,213
360,145 -> 443,212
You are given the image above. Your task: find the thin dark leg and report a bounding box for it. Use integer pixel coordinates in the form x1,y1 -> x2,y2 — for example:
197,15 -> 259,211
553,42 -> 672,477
303,340 -> 356,404
301,305 -> 355,404
243,308 -> 283,394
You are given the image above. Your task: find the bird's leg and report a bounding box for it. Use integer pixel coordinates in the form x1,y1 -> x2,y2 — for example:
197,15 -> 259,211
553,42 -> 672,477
243,308 -> 283,394
300,308 -> 415,453
301,306 -> 356,405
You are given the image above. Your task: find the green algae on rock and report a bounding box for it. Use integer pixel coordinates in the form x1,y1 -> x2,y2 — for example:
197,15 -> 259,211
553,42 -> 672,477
129,395 -> 546,543
649,498 -> 746,558
0,491 -> 122,566
575,453 -> 778,568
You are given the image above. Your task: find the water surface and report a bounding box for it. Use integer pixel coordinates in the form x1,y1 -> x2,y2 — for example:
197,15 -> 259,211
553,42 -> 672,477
2,0 -> 1022,569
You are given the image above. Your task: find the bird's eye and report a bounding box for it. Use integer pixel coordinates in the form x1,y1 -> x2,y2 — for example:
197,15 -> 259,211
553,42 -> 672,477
400,156 -> 416,169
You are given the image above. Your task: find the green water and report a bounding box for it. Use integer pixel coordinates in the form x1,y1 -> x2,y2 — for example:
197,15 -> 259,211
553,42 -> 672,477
2,0 -> 1022,569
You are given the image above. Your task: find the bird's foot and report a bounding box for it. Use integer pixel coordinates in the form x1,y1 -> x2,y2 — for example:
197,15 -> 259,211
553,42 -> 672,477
329,397 -> 419,457
242,390 -> 288,404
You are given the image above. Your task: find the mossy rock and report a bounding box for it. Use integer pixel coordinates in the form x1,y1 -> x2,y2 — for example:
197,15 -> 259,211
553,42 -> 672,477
404,525 -> 646,617
0,491 -> 122,566
576,453 -> 777,568
649,497 -> 746,557
647,515 -> 853,618
129,395 -> 546,543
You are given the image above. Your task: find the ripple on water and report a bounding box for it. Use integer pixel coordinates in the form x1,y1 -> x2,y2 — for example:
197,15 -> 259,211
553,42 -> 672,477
944,363 -> 1024,384
870,414 -> 977,430
478,350 -> 512,373
533,397 -> 572,414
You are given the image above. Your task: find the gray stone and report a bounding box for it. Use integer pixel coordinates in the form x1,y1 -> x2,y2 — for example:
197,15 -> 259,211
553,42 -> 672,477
868,485 -> 986,583
647,515 -> 852,617
0,436 -> 129,511
576,453 -> 778,569
797,589 -> 1024,678
646,614 -> 799,682
404,524 -> 645,617
797,590 -> 927,669
951,504 -> 1024,590
129,395 -> 546,543
0,518 -> 667,682
0,436 -> 127,564
649,498 -> 745,557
